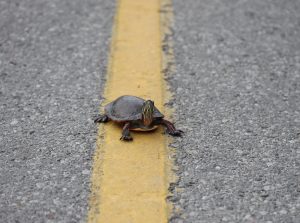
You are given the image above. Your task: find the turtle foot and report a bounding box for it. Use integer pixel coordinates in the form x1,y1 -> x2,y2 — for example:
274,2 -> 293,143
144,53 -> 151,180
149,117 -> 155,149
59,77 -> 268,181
94,114 -> 109,123
120,135 -> 133,141
161,119 -> 183,137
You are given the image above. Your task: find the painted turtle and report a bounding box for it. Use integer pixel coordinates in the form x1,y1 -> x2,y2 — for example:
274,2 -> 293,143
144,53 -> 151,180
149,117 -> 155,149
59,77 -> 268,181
94,95 -> 183,141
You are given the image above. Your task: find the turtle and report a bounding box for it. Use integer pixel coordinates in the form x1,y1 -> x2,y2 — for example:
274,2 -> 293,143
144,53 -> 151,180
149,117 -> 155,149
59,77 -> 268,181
94,95 -> 183,141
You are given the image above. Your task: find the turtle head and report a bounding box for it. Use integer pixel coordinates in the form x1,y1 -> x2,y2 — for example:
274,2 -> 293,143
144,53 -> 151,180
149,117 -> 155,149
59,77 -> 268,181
142,100 -> 155,126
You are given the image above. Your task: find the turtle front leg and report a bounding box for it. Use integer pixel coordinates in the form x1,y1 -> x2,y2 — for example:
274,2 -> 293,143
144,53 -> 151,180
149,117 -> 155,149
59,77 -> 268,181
160,119 -> 183,137
120,122 -> 133,141
94,114 -> 109,123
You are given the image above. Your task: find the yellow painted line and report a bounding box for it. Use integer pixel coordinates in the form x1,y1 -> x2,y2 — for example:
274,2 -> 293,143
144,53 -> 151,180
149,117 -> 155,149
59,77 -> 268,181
88,0 -> 176,222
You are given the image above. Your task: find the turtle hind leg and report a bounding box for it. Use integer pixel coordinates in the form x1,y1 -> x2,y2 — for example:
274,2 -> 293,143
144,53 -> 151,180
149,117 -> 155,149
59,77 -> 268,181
120,122 -> 133,141
94,114 -> 109,123
160,119 -> 183,137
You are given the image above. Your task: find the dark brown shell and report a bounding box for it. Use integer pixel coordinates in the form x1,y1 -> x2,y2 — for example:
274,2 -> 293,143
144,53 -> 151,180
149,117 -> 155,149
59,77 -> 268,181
104,95 -> 164,121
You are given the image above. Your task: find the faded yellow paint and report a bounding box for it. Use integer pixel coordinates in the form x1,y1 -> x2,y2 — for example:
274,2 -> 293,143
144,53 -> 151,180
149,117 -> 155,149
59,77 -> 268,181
88,0 -> 176,222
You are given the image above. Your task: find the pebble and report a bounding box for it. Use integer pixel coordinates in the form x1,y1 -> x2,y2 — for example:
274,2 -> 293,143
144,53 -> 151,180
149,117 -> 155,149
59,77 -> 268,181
82,169 -> 90,175
10,119 -> 18,125
279,209 -> 287,215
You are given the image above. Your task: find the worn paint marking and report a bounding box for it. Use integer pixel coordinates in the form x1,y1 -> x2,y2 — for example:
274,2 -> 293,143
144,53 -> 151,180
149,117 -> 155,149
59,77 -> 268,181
88,0 -> 176,222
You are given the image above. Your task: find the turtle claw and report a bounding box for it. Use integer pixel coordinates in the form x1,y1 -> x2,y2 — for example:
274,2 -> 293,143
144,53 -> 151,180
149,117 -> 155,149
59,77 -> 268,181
120,135 -> 133,141
94,114 -> 109,123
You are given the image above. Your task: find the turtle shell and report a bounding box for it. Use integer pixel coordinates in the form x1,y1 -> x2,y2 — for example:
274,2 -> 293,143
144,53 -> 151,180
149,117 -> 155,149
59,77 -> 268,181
104,95 -> 164,121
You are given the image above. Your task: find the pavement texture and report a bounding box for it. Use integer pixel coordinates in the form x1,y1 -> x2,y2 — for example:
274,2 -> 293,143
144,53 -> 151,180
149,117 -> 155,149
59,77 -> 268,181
0,0 -> 114,222
170,0 -> 300,222
1,0 -> 300,223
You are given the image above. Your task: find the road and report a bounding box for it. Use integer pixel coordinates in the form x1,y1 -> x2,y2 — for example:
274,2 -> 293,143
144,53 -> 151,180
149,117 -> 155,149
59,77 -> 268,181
170,0 -> 300,222
0,0 -> 115,222
1,0 -> 300,222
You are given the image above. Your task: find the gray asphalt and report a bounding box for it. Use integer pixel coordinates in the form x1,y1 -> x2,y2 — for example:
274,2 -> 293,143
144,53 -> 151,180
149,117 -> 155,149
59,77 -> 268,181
0,0 -> 114,222
170,0 -> 300,222
1,0 -> 300,223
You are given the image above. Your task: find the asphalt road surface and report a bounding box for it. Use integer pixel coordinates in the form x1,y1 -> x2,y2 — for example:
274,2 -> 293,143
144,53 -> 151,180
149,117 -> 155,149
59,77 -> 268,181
1,0 -> 300,222
170,0 -> 300,222
0,0 -> 115,222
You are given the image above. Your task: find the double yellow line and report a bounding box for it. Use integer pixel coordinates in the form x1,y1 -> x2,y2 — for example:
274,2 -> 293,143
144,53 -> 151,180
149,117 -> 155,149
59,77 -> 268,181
88,0 -> 176,222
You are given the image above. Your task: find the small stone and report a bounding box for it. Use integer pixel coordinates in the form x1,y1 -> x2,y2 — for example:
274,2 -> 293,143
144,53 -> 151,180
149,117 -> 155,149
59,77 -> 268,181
82,169 -> 90,175
33,192 -> 40,196
177,87 -> 183,92
221,118 -> 229,123
279,209 -> 287,215
189,211 -> 197,217
11,119 -> 18,125
53,198 -> 60,205
222,216 -> 229,221
260,211 -> 267,215
36,183 -> 44,189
